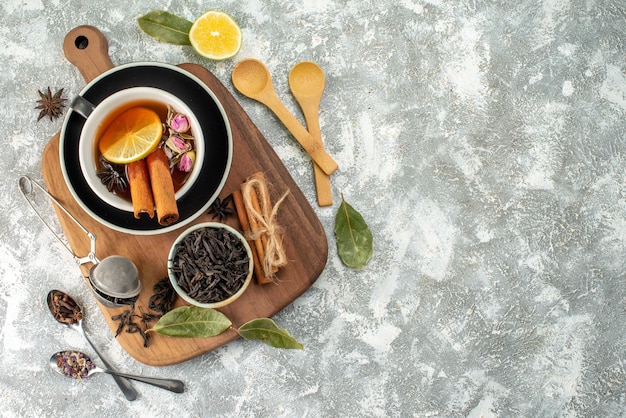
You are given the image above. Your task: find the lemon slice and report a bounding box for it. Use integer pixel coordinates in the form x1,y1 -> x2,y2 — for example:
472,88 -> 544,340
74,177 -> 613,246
189,10 -> 242,60
98,107 -> 163,164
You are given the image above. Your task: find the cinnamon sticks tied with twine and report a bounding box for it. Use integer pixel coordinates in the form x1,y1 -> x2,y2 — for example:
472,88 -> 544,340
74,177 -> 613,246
232,172 -> 290,284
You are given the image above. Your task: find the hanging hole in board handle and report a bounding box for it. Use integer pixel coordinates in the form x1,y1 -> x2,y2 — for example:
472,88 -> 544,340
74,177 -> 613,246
75,35 -> 88,50
63,26 -> 115,83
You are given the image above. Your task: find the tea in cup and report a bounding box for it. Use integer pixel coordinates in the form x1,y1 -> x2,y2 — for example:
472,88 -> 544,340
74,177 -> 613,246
73,87 -> 204,223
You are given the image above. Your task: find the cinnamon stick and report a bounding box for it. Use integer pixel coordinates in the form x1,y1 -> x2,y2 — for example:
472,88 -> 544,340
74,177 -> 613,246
127,159 -> 155,219
233,190 -> 272,284
146,148 -> 179,226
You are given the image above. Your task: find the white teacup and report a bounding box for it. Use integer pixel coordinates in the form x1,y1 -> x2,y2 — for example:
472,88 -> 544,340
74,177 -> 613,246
73,87 -> 204,212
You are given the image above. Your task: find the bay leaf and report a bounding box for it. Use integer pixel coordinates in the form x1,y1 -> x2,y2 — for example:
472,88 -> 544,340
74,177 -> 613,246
151,306 -> 232,338
137,10 -> 193,45
237,318 -> 304,349
334,195 -> 373,268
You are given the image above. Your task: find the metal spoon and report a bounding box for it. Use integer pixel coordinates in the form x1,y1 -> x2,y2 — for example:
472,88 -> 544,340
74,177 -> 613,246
231,58 -> 338,176
289,62 -> 333,207
47,290 -> 138,401
50,351 -> 185,393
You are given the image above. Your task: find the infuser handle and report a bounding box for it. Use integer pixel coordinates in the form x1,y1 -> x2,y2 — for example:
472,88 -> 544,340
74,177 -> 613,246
18,176 -> 100,267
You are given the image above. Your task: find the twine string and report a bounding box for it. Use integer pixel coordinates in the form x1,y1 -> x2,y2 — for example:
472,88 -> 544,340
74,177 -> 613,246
241,177 -> 289,277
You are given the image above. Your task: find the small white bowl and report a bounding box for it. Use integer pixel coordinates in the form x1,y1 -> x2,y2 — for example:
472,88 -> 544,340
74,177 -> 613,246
168,222 -> 254,309
78,87 -> 205,212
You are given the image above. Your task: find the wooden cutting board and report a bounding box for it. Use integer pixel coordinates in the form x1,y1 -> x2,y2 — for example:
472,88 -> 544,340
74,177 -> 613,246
40,26 -> 328,366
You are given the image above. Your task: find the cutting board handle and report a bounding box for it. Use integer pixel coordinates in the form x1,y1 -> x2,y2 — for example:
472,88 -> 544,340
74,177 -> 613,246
63,25 -> 114,83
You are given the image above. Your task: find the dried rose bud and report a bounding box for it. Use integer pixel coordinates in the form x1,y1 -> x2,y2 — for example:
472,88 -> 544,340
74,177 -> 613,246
165,136 -> 189,154
179,151 -> 195,172
170,114 -> 190,133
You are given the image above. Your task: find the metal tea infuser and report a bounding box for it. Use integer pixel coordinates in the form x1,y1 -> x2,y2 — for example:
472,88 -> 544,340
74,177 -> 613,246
18,175 -> 141,308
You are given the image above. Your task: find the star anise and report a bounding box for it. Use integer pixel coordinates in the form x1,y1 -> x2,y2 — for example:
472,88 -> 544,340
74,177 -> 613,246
35,87 -> 67,122
96,156 -> 128,193
208,194 -> 236,222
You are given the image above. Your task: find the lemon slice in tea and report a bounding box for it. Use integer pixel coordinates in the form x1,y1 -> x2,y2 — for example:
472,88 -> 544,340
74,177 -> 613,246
189,10 -> 242,60
98,107 -> 163,164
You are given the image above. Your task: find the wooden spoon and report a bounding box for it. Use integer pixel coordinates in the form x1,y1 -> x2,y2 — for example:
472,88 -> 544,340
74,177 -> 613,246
232,59 -> 338,176
289,62 -> 333,206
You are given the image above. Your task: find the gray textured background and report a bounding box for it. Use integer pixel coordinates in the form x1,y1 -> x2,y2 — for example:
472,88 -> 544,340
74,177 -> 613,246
1,0 -> 625,416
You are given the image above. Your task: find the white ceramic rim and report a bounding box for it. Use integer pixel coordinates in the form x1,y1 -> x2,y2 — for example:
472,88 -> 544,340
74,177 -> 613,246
78,86 -> 205,212
167,222 -> 254,309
